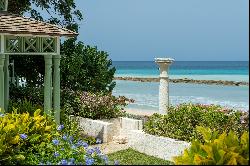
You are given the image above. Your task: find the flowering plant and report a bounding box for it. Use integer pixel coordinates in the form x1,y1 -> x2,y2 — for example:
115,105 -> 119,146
0,109 -> 57,164
26,124 -> 110,165
63,90 -> 134,119
0,109 -> 116,165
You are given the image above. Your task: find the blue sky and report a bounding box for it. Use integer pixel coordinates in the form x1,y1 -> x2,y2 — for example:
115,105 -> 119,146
75,0 -> 249,61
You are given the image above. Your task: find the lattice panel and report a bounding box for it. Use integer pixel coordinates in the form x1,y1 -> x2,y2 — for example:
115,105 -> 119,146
0,0 -> 6,11
5,36 -> 57,54
24,37 -> 39,52
42,38 -> 56,52
6,36 -> 21,53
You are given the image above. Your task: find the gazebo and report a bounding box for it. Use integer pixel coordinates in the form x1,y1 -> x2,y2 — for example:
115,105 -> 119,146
0,0 -> 78,123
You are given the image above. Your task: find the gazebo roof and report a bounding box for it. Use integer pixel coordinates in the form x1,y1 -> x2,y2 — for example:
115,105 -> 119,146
0,12 -> 78,37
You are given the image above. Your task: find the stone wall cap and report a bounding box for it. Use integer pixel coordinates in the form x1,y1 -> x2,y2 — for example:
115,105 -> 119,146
155,58 -> 175,63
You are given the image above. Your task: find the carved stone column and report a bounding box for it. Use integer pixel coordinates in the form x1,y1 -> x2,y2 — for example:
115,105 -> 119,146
155,58 -> 174,114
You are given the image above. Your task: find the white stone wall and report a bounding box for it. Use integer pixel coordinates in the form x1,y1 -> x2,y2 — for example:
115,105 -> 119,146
74,116 -> 190,161
73,116 -> 119,143
127,130 -> 190,161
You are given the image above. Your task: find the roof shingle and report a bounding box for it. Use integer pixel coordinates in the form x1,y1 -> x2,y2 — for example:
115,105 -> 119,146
0,12 -> 78,37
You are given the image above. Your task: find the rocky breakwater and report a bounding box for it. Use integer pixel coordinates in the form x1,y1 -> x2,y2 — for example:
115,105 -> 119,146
114,77 -> 249,86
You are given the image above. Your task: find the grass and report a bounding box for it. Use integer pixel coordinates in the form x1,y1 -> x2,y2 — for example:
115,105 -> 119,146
107,148 -> 173,165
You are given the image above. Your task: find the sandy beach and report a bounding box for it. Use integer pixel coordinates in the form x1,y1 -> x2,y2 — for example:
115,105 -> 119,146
124,108 -> 157,116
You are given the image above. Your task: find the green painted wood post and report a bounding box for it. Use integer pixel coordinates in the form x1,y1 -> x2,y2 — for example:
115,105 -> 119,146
53,54 -> 61,124
4,54 -> 9,112
44,55 -> 52,115
0,54 -> 5,112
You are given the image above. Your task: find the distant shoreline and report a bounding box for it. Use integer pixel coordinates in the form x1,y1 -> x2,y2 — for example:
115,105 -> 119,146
114,77 -> 249,86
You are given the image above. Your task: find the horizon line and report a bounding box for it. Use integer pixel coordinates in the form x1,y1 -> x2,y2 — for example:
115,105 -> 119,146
112,60 -> 249,62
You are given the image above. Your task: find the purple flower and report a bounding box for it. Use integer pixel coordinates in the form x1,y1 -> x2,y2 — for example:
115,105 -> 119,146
82,142 -> 89,148
54,152 -> 60,157
57,125 -> 64,131
69,158 -> 75,163
20,134 -> 28,140
61,159 -> 67,165
62,134 -> 68,140
71,145 -> 77,149
114,160 -> 119,165
85,157 -> 95,165
96,138 -> 102,144
101,155 -> 108,165
67,162 -> 74,165
69,136 -> 74,144
52,139 -> 59,145
94,147 -> 101,154
76,140 -> 83,147
87,149 -> 95,155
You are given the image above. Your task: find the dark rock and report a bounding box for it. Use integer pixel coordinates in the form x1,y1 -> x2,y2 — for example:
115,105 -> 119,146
114,77 -> 249,87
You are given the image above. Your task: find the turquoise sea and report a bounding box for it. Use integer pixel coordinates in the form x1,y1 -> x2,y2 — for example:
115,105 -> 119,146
112,61 -> 249,112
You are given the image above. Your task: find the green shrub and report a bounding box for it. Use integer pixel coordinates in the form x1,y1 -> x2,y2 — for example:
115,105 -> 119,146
24,124 -> 108,165
59,109 -> 97,145
62,89 -> 133,120
0,109 -> 57,164
8,99 -> 43,115
0,109 -> 108,165
9,85 -> 44,107
143,103 -> 249,142
173,126 -> 249,165
61,40 -> 116,93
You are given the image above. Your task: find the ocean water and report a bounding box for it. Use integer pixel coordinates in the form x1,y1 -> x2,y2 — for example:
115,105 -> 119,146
112,61 -> 249,112
113,61 -> 249,81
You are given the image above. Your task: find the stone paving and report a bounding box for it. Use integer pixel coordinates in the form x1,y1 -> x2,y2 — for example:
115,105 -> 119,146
90,141 -> 130,154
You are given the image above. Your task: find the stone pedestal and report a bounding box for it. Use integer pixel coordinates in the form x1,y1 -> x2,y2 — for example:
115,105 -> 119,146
155,58 -> 174,114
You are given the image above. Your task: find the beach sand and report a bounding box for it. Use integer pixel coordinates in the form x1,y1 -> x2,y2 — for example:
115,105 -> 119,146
124,108 -> 157,116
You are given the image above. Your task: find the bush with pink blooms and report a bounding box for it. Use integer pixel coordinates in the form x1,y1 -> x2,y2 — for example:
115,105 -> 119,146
62,90 -> 134,120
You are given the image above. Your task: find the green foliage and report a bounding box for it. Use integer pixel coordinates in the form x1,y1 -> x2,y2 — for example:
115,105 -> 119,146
8,0 -> 82,87
8,1 -> 115,94
0,109 -> 107,165
0,109 -> 57,164
143,103 -> 249,142
62,89 -> 132,120
8,0 -> 83,29
61,40 -> 116,93
24,124 -> 107,165
9,99 -> 43,115
108,148 -> 173,165
173,126 -> 249,165
9,84 -> 44,107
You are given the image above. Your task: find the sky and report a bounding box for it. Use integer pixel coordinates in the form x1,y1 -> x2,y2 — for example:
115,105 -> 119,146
77,0 -> 249,61
75,0 -> 249,61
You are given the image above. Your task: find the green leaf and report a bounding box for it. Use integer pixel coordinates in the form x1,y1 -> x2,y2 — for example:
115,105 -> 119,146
196,126 -> 212,142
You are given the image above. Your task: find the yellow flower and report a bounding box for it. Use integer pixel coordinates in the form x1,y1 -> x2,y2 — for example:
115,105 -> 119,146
35,124 -> 41,130
22,113 -> 30,122
3,124 -> 15,132
10,135 -> 20,144
45,126 -> 52,131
